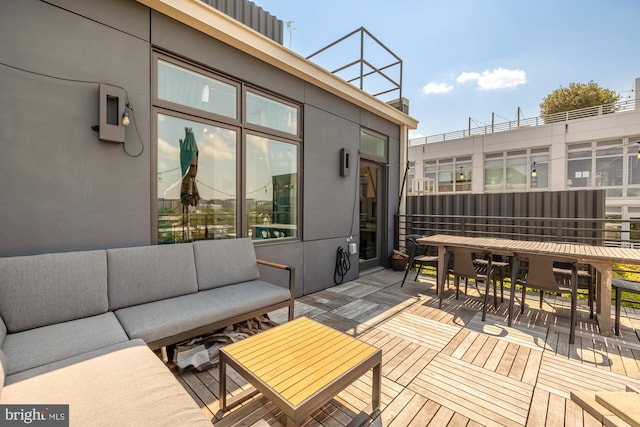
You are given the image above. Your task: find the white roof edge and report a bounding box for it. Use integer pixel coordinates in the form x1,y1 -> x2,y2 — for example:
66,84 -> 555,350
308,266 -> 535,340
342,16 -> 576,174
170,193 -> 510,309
136,0 -> 418,130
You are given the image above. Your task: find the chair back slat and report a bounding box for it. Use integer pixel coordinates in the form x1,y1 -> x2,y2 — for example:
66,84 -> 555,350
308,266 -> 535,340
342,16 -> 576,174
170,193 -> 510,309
449,246 -> 487,279
517,253 -> 575,292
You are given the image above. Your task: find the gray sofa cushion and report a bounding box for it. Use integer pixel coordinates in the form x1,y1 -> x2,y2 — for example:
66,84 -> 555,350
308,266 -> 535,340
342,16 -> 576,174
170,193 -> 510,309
193,238 -> 260,290
2,313 -> 129,376
1,339 -> 211,426
0,250 -> 108,332
107,243 -> 198,310
115,280 -> 290,343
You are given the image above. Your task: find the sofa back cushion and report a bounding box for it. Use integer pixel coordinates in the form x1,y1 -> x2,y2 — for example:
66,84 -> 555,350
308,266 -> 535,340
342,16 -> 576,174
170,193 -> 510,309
193,238 -> 260,290
0,250 -> 108,333
107,244 -> 198,310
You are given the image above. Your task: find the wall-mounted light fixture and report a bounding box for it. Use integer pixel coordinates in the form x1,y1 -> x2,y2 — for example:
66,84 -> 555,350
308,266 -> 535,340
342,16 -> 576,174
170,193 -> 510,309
122,106 -> 131,126
458,166 -> 464,180
531,162 -> 537,178
96,83 -> 127,143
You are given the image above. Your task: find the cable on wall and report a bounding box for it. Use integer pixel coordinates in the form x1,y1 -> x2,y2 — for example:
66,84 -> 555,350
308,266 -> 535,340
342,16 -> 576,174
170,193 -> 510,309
0,61 -> 144,158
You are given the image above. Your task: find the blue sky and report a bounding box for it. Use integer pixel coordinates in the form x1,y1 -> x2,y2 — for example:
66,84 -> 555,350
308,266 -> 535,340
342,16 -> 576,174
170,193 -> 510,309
255,0 -> 640,139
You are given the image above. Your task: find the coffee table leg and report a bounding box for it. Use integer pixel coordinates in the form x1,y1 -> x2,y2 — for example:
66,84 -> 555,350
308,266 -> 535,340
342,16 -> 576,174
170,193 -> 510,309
372,362 -> 381,410
219,353 -> 227,410
285,417 -> 298,427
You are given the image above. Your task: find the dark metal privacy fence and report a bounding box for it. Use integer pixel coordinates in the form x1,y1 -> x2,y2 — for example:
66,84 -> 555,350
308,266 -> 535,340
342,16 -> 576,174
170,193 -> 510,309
394,190 -> 640,250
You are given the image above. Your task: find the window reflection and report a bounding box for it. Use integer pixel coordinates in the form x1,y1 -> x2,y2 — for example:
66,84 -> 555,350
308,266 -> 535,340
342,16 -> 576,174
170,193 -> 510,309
157,60 -> 237,119
157,113 -> 237,243
246,91 -> 298,135
246,134 -> 297,240
360,131 -> 386,158
484,158 -> 503,191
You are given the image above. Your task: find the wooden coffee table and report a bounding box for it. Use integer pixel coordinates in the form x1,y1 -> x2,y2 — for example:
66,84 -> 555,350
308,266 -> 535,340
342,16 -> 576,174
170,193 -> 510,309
219,317 -> 382,427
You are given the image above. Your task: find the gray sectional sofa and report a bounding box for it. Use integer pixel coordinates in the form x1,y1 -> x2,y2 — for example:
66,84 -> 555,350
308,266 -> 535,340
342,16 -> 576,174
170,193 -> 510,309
0,238 -> 294,426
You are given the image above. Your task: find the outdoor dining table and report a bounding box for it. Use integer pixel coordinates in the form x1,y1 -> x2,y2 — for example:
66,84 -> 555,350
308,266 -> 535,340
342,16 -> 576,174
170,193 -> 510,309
417,234 -> 640,337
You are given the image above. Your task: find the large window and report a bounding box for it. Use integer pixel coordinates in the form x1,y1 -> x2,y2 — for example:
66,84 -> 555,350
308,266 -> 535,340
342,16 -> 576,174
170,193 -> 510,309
628,137 -> 640,197
154,53 -> 301,243
567,139 -> 629,197
246,134 -> 297,239
157,59 -> 238,120
422,157 -> 471,194
505,151 -> 527,191
484,148 -> 549,192
455,157 -> 472,192
484,154 -> 504,191
246,91 -> 298,136
157,114 -> 237,243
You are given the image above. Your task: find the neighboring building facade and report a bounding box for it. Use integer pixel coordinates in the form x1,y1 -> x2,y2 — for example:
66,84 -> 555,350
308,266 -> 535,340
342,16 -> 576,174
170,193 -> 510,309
408,79 -> 640,227
0,0 -> 417,295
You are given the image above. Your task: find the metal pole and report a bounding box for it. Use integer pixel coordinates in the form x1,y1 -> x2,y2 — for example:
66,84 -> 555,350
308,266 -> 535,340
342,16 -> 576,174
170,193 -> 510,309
359,29 -> 364,90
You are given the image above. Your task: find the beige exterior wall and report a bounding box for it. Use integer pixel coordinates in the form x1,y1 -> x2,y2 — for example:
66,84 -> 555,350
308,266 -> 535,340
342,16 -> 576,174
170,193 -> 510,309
409,97 -> 640,219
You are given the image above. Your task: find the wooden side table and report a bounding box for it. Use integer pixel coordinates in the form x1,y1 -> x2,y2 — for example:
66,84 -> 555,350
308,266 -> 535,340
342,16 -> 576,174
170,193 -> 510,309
219,317 -> 382,427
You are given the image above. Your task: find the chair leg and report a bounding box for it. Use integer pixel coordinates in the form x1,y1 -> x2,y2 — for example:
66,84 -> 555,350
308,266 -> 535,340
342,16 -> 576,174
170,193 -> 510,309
400,261 -> 412,287
482,279 -> 490,321
615,286 -> 622,336
569,288 -> 577,345
508,257 -> 520,327
587,278 -> 594,319
414,264 -> 421,281
539,291 -> 544,309
521,286 -> 526,314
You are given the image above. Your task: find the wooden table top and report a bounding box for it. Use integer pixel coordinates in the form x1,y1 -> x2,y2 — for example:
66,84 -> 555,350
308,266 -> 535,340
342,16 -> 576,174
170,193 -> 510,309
418,234 -> 640,265
220,317 -> 380,407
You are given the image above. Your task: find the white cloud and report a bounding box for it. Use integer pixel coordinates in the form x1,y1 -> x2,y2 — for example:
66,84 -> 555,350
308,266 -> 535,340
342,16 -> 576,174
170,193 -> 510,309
456,72 -> 480,83
422,82 -> 454,95
456,68 -> 526,90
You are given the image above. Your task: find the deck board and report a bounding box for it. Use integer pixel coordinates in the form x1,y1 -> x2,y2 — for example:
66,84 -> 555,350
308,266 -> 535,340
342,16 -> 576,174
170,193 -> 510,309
171,269 -> 640,426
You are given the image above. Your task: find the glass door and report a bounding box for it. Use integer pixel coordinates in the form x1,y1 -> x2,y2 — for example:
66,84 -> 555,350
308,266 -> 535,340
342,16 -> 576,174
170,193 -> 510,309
359,160 -> 381,269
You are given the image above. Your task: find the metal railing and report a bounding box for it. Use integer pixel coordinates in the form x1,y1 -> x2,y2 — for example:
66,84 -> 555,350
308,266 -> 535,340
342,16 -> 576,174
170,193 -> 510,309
395,213 -> 640,251
306,27 -> 403,105
411,98 -> 640,145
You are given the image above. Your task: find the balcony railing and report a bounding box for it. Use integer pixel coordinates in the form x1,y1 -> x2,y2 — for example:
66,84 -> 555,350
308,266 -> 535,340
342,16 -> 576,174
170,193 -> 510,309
411,98 -> 640,145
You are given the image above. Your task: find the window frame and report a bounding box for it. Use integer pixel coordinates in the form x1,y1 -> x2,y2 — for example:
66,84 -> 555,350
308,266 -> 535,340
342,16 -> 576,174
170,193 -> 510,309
243,86 -> 302,140
151,50 -> 302,244
152,51 -> 242,126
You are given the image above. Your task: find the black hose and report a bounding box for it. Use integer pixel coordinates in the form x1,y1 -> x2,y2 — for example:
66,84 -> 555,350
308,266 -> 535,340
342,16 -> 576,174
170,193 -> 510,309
334,246 -> 351,285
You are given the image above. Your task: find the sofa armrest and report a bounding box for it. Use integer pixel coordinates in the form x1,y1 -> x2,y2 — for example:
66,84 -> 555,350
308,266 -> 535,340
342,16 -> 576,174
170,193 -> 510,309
257,260 -> 295,321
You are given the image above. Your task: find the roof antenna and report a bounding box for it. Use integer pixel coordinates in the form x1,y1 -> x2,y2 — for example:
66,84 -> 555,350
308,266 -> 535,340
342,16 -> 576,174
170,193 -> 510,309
286,20 -> 295,49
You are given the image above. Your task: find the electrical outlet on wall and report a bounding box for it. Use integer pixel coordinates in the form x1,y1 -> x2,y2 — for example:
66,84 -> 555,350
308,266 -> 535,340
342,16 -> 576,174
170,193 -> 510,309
348,242 -> 357,255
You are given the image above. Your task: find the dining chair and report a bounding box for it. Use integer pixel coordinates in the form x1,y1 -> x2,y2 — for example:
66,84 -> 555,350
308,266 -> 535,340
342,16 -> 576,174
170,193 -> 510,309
473,254 -> 510,303
553,262 -> 594,319
553,242 -> 594,319
401,234 -> 438,287
445,246 -> 495,321
509,253 -> 578,344
612,278 -> 640,336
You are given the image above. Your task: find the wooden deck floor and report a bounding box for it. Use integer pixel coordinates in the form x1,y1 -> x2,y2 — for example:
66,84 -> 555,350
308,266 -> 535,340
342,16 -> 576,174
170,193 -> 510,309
174,269 -> 640,426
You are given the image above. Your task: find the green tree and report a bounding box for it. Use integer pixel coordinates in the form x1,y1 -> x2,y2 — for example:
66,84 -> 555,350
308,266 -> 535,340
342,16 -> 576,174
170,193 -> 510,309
539,81 -> 620,117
